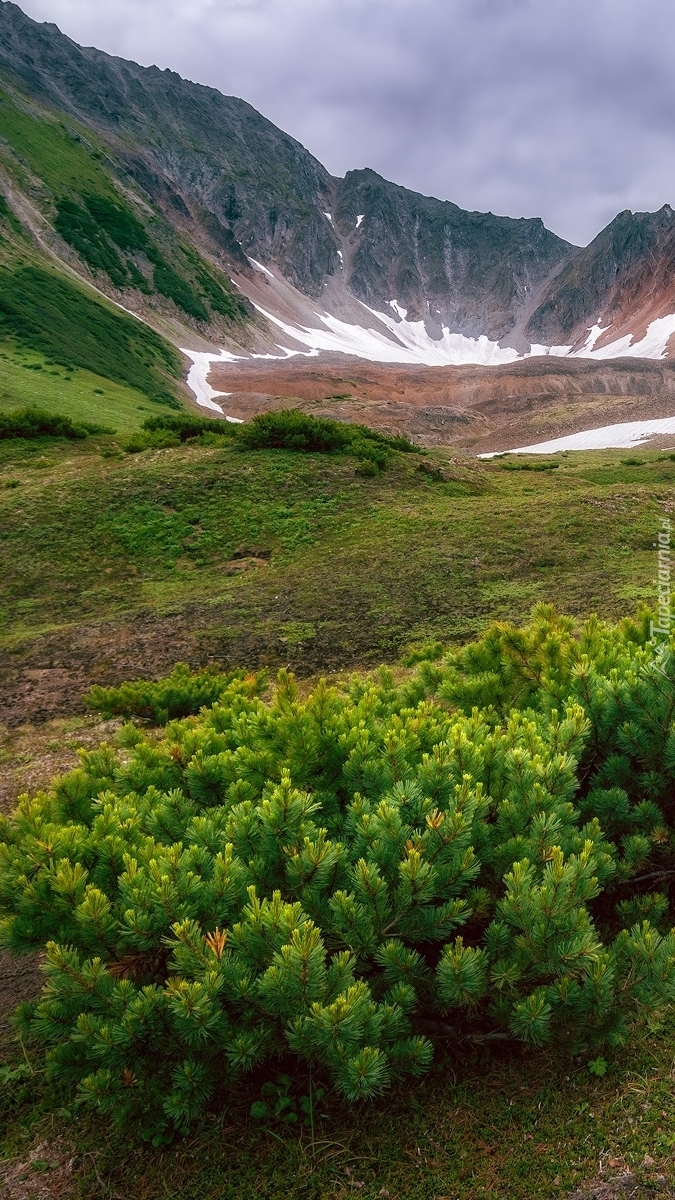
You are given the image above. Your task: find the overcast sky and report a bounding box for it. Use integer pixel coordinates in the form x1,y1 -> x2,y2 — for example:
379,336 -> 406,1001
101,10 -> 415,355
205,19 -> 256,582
14,0 -> 675,246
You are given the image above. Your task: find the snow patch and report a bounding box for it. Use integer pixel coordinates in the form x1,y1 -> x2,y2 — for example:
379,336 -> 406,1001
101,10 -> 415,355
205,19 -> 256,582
247,299 -> 675,370
251,303 -> 521,366
248,257 -> 274,279
337,250 -> 344,267
479,416 -> 675,456
323,212 -> 333,223
181,348 -> 244,420
574,313 -> 675,360
355,214 -> 364,228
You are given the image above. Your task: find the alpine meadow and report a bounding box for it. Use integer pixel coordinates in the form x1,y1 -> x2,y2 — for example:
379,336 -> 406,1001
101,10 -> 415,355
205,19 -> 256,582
3,3 -> 675,1199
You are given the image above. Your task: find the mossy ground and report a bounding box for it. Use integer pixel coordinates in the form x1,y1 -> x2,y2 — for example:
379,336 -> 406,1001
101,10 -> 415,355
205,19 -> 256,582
1,436 -> 675,1197
0,436 -> 670,663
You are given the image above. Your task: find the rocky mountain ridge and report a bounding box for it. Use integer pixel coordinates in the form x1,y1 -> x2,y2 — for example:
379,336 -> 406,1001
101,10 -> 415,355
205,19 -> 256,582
1,0 -> 675,365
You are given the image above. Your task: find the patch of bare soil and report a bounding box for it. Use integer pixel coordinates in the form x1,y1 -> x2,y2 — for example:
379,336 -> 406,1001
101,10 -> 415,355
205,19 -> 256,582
0,589 -> 390,731
568,1171 -> 674,1199
0,951 -> 44,1055
208,354 -> 675,452
0,716 -> 124,811
0,1139 -> 79,1200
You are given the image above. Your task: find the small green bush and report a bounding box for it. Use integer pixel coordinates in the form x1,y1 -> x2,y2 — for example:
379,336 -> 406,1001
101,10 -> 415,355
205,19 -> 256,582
0,406 -> 111,440
85,663 -> 249,723
122,414 -> 239,453
142,414 -> 238,442
354,457 -> 379,476
238,409 -> 414,465
2,609 -> 675,1138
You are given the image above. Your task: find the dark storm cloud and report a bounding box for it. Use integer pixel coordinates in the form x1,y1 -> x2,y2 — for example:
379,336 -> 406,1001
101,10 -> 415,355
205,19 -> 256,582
15,0 -> 675,245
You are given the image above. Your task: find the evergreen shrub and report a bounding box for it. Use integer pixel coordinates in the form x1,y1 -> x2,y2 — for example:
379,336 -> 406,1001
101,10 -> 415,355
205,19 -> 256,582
0,406 -> 92,440
85,664 -> 247,723
142,414 -> 238,442
238,409 -> 415,469
2,608 -> 675,1138
122,414 -> 238,453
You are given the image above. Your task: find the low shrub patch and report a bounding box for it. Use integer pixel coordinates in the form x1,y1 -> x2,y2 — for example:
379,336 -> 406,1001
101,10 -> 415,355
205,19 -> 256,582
0,406 -> 112,440
2,609 -> 675,1139
237,409 -> 415,471
85,663 -> 249,723
142,414 -> 239,442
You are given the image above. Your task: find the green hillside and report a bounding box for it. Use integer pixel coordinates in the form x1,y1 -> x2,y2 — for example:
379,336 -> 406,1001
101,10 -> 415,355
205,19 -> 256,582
0,77 -> 253,433
0,342 -> 181,433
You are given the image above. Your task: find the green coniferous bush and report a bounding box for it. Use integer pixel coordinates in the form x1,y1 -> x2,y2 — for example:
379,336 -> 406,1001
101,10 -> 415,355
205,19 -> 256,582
237,409 -> 415,466
2,607 -> 675,1139
0,406 -> 112,439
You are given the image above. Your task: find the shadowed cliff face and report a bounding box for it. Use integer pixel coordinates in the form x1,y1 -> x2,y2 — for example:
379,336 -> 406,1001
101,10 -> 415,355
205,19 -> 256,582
333,169 -> 573,340
526,205 -> 675,347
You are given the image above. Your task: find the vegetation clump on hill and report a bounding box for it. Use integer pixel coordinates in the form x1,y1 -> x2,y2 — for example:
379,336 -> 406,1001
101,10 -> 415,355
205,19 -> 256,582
86,663 -> 247,724
1,609 -> 675,1142
237,408 -> 415,472
122,410 -> 416,470
0,265 -> 182,406
0,405 -> 112,440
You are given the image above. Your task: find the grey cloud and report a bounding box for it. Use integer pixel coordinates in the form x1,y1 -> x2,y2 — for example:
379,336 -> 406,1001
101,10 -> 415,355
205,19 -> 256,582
14,0 -> 675,245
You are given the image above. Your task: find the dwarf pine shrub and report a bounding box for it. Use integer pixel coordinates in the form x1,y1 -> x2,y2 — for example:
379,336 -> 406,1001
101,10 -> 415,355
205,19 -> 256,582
2,607 -> 675,1139
237,409 -> 415,468
0,406 -> 111,440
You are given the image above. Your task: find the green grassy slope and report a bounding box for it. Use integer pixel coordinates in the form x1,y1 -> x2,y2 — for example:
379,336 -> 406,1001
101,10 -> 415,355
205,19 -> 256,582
0,263 -> 183,404
0,342 -> 181,433
0,437 -> 668,657
0,80 -> 250,330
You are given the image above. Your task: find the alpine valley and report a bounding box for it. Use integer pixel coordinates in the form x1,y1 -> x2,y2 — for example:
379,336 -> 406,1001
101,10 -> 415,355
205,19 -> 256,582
2,0 -> 675,453
6,6 -> 675,1197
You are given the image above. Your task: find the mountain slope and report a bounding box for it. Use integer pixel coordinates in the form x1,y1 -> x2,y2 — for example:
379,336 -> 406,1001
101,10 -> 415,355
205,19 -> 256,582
0,0 -> 338,297
333,168 -> 572,340
0,0 -> 575,340
1,0 -> 675,427
526,204 -> 675,351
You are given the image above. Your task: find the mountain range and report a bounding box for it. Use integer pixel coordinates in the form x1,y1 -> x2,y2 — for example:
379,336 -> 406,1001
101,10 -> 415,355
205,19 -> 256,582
1,0 -> 675,450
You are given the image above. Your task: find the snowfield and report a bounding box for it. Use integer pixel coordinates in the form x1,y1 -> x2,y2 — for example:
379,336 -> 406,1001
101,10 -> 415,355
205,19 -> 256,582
199,303 -> 675,373
181,348 -> 242,419
251,303 -> 523,366
479,417 -> 675,457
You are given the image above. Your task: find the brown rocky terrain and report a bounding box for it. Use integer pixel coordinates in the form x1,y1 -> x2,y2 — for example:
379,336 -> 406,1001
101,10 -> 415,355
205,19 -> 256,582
210,353 -> 675,452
